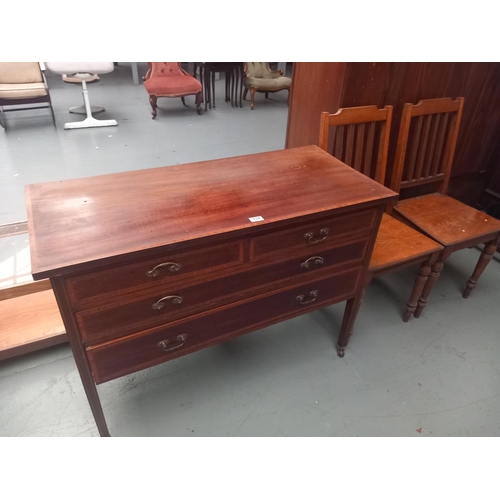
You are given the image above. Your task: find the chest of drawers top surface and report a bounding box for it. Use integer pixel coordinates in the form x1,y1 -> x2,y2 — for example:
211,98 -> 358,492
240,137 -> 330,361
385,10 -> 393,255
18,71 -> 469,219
26,145 -> 396,279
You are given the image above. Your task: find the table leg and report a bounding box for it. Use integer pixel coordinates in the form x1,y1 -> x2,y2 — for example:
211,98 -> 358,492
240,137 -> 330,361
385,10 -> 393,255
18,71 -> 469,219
51,277 -> 110,437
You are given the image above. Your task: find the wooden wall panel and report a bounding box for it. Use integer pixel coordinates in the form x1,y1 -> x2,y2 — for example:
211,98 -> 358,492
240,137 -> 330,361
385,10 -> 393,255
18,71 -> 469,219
286,62 -> 500,206
285,63 -> 346,148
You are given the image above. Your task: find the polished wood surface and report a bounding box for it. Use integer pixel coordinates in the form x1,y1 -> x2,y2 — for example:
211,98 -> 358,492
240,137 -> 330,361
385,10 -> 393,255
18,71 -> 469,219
87,267 -> 362,384
286,62 -> 500,208
369,213 -> 442,273
0,289 -> 66,360
27,146 -> 396,436
319,105 -> 392,185
391,98 -> 464,197
26,146 -> 395,280
76,236 -> 370,345
286,63 -> 347,149
395,194 -> 500,246
66,241 -> 244,307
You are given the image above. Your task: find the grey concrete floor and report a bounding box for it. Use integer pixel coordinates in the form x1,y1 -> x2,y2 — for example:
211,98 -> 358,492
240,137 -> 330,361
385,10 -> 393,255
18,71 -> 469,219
1,63 -> 500,437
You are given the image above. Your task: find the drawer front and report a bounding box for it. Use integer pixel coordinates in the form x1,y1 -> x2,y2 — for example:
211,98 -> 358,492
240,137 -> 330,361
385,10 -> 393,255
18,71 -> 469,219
66,240 -> 244,307
87,267 -> 362,383
250,209 -> 376,260
77,237 -> 369,344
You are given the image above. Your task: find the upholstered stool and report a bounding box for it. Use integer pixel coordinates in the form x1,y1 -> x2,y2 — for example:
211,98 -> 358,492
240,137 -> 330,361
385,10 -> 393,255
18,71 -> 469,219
45,62 -> 118,129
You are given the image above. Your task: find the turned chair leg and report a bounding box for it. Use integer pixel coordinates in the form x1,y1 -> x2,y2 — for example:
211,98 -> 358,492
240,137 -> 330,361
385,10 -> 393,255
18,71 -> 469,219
243,88 -> 248,101
149,95 -> 157,119
403,258 -> 432,322
463,239 -> 498,298
250,87 -> 256,110
414,256 -> 445,318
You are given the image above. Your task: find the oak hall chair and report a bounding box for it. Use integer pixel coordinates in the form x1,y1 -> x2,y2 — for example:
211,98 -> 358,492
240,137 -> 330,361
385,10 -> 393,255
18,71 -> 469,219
243,63 -> 291,110
143,63 -> 203,118
0,62 -> 56,129
319,105 -> 443,323
390,97 -> 500,316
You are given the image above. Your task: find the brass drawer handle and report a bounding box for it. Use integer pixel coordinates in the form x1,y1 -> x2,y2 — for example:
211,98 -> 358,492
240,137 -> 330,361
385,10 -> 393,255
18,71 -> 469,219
146,262 -> 182,278
151,295 -> 183,310
300,256 -> 324,269
304,228 -> 329,244
296,290 -> 318,305
157,333 -> 188,351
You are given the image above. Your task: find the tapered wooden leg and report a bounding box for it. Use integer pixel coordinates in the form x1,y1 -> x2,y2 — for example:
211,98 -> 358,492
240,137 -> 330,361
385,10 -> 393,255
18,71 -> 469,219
463,239 -> 498,298
149,95 -> 157,119
336,289 -> 366,358
403,257 -> 432,322
414,256 -> 445,318
250,87 -> 256,110
243,87 -> 248,100
348,287 -> 366,337
265,92 -> 269,99
181,97 -> 186,106
50,277 -> 110,437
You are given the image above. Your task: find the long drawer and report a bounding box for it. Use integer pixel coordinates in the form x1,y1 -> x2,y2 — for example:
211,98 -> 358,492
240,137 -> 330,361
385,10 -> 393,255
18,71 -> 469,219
66,240 -> 244,308
76,237 -> 369,344
250,208 -> 376,260
87,267 -> 362,384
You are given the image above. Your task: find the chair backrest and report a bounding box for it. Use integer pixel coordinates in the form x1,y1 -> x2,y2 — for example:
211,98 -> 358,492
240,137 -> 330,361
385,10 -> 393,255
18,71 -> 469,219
390,97 -> 464,196
244,63 -> 272,79
0,62 -> 43,84
146,62 -> 186,79
318,105 -> 393,185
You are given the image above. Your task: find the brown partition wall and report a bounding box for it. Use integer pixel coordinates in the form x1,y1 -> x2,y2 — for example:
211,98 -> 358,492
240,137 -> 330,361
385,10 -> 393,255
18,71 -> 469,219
285,62 -> 500,207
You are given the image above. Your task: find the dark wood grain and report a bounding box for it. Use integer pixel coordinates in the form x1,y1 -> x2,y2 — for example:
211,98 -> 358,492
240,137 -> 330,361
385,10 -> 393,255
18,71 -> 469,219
286,63 -> 347,148
87,268 -> 362,384
395,193 -> 500,247
76,237 -> 370,344
28,146 -> 396,436
286,62 -> 500,207
26,146 -> 395,280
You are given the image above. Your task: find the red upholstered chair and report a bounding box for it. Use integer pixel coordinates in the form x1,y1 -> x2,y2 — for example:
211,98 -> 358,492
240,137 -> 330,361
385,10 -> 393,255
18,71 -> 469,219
143,62 -> 203,118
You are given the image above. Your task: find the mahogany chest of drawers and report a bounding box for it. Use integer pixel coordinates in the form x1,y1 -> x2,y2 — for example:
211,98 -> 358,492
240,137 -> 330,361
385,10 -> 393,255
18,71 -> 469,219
26,145 -> 396,436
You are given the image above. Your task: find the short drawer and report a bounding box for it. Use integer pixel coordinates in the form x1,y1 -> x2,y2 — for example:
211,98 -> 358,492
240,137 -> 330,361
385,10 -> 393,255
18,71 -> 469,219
76,237 -> 369,344
250,209 -> 376,260
66,240 -> 244,307
87,267 -> 362,383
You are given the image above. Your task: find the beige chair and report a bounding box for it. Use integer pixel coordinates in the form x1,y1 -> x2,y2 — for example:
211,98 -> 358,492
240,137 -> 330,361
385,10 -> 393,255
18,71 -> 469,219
243,62 -> 291,110
0,62 -> 56,129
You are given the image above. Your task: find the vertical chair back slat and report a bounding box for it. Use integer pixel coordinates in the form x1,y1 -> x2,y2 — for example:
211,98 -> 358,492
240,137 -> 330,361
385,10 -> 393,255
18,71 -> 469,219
319,105 -> 393,188
391,97 -> 464,195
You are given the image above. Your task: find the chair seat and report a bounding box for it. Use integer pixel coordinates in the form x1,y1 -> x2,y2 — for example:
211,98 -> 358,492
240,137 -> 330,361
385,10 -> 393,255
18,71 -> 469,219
45,62 -> 114,75
245,76 -> 291,90
144,75 -> 202,96
0,82 -> 48,99
394,193 -> 500,246
369,213 -> 443,273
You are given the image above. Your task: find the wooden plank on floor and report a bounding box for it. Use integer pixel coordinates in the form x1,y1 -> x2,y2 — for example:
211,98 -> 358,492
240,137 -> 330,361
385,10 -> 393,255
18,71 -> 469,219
0,279 -> 52,301
0,289 -> 67,360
